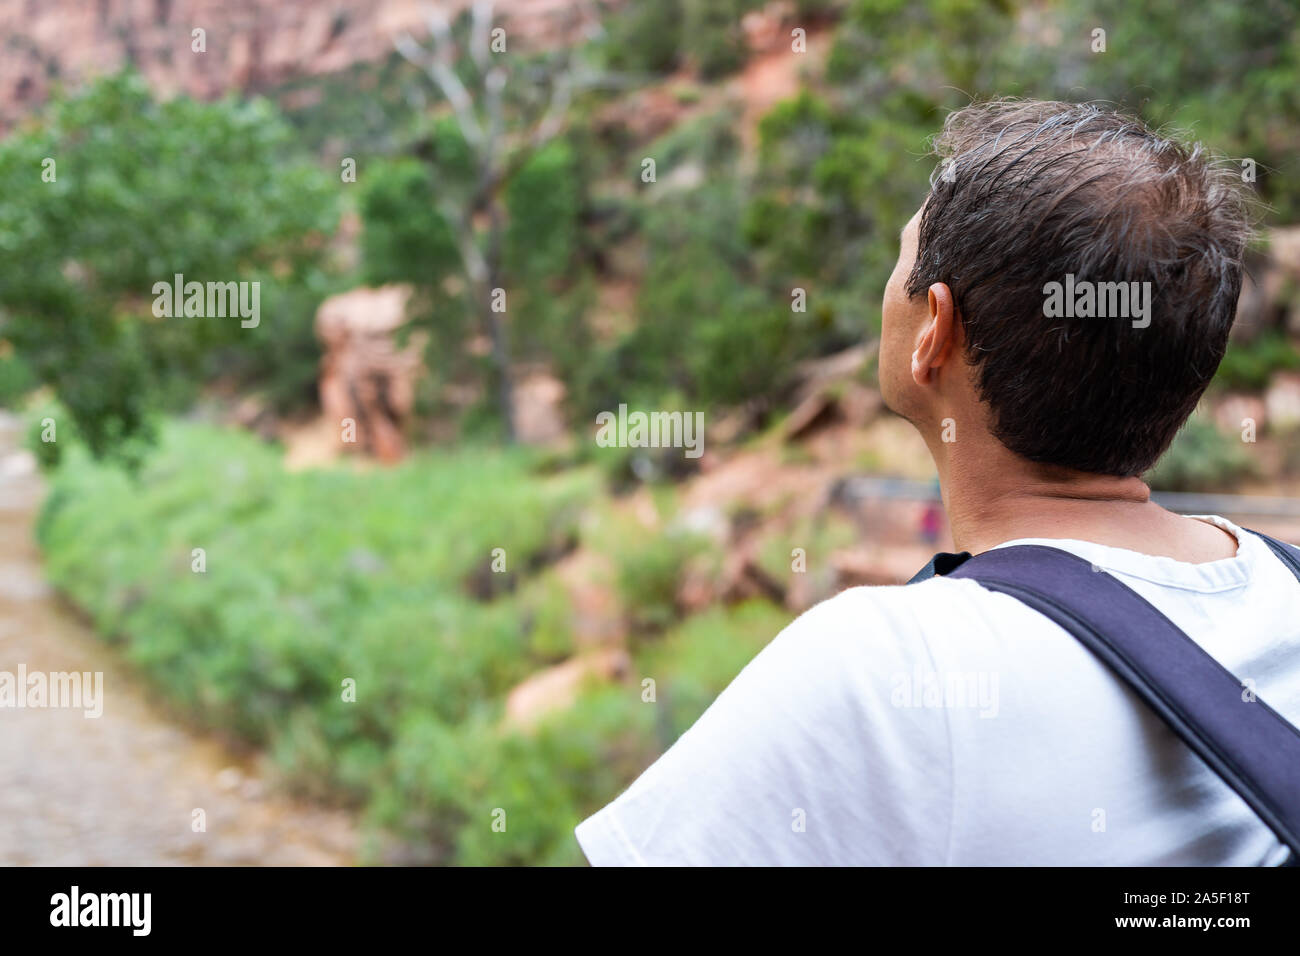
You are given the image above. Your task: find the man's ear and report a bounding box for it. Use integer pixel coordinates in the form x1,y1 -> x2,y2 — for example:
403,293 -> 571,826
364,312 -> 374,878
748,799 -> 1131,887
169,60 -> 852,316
910,283 -> 958,386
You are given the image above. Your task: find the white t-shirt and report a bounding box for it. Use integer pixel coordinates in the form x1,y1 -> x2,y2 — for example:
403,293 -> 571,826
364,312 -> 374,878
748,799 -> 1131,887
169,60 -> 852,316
575,515 -> 1300,866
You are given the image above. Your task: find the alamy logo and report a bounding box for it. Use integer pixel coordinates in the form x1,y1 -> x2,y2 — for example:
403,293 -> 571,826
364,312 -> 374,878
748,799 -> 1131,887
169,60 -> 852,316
1042,274 -> 1152,329
595,404 -> 704,459
50,886 -> 151,936
890,667 -> 1000,718
0,666 -> 102,718
151,273 -> 260,328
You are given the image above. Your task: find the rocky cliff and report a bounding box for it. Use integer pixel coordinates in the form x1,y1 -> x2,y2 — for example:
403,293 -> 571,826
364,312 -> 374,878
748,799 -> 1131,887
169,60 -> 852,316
0,0 -> 578,131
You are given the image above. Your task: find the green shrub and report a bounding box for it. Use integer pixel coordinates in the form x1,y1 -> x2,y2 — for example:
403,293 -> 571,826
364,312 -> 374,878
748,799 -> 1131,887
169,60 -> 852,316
1214,331 -> 1300,392
602,0 -> 759,80
358,155 -> 460,287
602,0 -> 685,75
37,420 -> 790,863
506,140 -> 580,282
683,0 -> 753,79
24,401 -> 68,471
1146,415 -> 1257,492
0,71 -> 339,456
0,350 -> 35,407
616,528 -> 712,636
571,177 -> 807,419
376,599 -> 789,864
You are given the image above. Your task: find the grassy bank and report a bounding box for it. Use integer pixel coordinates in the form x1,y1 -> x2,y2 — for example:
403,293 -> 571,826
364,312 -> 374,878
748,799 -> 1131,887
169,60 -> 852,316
35,421 -> 788,864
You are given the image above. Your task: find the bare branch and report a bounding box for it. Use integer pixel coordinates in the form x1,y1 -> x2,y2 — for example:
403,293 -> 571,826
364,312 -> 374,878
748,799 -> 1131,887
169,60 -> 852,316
392,5 -> 487,151
532,72 -> 573,149
526,2 -> 598,149
482,67 -> 506,182
392,29 -> 426,67
469,0 -> 495,72
422,3 -> 454,52
437,193 -> 489,289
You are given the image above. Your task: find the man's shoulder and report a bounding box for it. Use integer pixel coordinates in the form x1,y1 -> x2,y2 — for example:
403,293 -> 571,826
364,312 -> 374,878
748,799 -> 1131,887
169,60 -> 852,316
786,574 -> 1008,642
750,577 -> 1010,688
765,573 -> 1070,684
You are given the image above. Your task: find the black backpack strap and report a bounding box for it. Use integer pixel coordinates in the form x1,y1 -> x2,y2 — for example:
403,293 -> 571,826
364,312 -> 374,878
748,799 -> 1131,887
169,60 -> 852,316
941,543 -> 1300,861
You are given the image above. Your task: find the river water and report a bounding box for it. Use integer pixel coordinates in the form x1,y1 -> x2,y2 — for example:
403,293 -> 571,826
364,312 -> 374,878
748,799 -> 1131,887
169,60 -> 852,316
0,412 -> 357,865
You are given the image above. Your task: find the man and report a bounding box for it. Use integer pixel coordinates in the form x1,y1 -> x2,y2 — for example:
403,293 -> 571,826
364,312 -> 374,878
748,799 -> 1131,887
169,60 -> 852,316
575,100 -> 1300,865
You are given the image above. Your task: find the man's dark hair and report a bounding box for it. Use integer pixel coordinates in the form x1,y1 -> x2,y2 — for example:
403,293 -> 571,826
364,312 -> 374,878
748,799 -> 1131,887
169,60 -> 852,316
906,99 -> 1252,477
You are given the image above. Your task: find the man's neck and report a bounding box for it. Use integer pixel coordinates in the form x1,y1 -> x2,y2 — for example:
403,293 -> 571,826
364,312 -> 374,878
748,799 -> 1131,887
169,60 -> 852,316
932,428 -> 1238,562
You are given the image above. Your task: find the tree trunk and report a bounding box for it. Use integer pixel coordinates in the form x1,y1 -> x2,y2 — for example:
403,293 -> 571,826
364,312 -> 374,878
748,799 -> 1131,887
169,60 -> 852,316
484,197 -> 515,442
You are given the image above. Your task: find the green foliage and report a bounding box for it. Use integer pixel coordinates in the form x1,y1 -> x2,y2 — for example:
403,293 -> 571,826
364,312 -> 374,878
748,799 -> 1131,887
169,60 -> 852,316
375,598 -> 787,864
1214,331 -> 1300,392
356,138 -> 485,409
0,71 -> 339,458
683,0 -> 756,80
519,571 -> 578,662
644,107 -> 743,173
358,155 -> 461,287
745,90 -> 937,340
640,183 -> 797,401
601,0 -> 764,79
822,0 -> 1300,222
227,269 -> 353,414
275,51 -> 430,162
571,116 -> 805,416
754,512 -> 859,584
356,76 -> 590,428
635,601 -> 784,739
506,140 -> 580,282
0,349 -> 35,407
616,527 -> 711,636
37,421 -> 790,863
1146,415 -> 1257,492
602,0 -> 685,75
742,0 -> 1300,358
1062,0 -> 1300,220
38,423 -> 578,854
24,398 -> 70,471
829,0 -> 1031,96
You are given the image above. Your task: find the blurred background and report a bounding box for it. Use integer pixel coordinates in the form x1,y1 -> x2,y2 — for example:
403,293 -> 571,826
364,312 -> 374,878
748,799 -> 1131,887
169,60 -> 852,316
1,0 -> 1299,865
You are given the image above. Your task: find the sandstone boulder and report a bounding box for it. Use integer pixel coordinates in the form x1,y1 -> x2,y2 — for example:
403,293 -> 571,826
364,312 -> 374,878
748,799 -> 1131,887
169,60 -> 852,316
315,284 -> 425,463
503,649 -> 631,732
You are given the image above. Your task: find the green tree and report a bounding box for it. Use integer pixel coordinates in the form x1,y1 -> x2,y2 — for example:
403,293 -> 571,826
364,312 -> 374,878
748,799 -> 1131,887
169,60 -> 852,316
0,71 -> 339,458
392,1 -> 598,440
1063,0 -> 1300,221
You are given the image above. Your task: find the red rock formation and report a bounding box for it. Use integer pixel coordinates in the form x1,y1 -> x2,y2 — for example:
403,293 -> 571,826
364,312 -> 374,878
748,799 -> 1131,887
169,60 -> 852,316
0,0 -> 605,132
315,284 -> 424,463
511,370 -> 568,446
503,648 -> 630,732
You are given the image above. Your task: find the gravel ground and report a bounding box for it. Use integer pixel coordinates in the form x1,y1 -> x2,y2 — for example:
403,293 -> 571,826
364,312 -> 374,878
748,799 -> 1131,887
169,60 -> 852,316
0,412 -> 358,866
